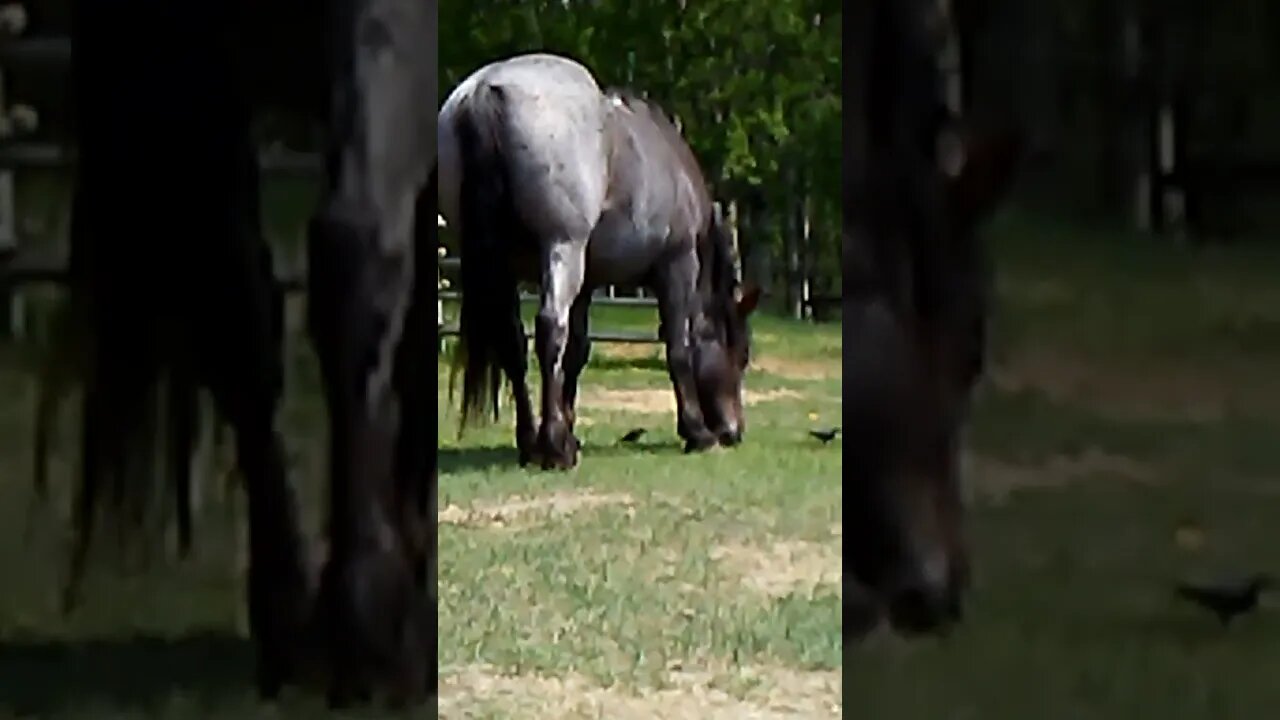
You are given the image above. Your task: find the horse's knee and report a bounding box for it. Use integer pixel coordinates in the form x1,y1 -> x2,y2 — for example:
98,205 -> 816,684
664,342 -> 693,377
534,308 -> 568,352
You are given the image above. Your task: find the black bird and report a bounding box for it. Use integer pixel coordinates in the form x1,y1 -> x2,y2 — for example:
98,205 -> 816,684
809,427 -> 841,444
619,428 -> 646,444
1175,573 -> 1273,626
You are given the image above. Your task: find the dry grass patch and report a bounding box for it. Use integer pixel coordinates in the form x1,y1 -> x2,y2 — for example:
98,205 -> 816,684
746,388 -> 803,404
989,347 -> 1280,422
438,489 -> 637,529
596,343 -> 662,362
964,449 -> 1158,505
710,539 -> 841,598
751,355 -> 840,381
439,663 -> 841,719
1000,277 -> 1077,306
578,387 -> 674,414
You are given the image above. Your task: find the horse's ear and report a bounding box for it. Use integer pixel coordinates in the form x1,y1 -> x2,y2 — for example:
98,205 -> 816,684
736,285 -> 762,318
945,126 -> 1024,225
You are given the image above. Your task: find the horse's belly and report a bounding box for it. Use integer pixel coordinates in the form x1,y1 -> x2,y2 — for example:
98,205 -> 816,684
584,214 -> 672,285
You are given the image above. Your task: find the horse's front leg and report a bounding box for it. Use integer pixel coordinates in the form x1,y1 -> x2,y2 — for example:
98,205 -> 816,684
534,243 -> 587,470
560,292 -> 593,440
653,253 -> 717,452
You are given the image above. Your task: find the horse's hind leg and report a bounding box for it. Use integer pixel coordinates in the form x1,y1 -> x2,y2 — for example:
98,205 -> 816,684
560,293 -> 592,439
496,282 -> 537,466
395,188 -> 439,690
652,253 -> 717,452
167,368 -> 198,559
63,358 -> 128,613
200,159 -> 309,700
31,298 -> 79,508
534,243 -> 588,470
214,387 -> 309,697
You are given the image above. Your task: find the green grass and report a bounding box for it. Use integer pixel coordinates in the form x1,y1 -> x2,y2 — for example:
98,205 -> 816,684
436,311 -> 843,717
851,209 -> 1280,719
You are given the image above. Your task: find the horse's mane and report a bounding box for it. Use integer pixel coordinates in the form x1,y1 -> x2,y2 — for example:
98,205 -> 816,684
603,87 -> 745,352
603,87 -> 689,148
699,205 -> 751,357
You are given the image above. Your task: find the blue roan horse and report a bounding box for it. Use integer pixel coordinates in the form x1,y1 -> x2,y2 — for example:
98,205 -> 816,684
439,53 -> 760,470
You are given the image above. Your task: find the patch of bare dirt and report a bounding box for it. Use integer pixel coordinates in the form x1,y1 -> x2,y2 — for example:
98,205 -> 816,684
746,388 -> 803,405
710,540 -> 841,598
578,387 -> 675,414
990,347 -> 1276,422
438,489 -> 636,529
1002,278 -> 1077,306
964,449 -> 1158,505
577,387 -> 801,414
597,343 -> 662,362
439,663 -> 841,719
751,355 -> 840,381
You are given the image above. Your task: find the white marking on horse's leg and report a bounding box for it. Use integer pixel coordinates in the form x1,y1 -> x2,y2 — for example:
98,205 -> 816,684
537,241 -> 588,427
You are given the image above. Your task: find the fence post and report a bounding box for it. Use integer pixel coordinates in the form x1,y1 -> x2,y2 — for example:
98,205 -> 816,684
726,200 -> 742,284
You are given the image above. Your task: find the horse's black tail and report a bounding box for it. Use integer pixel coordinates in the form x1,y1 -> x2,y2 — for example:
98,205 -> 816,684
449,85 -> 520,430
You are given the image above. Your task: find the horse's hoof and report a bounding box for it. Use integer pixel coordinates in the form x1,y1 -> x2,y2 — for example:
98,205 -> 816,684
682,432 -> 718,453
256,664 -> 286,702
517,432 -> 538,467
539,450 -> 577,471
717,429 -> 743,447
536,426 -> 580,470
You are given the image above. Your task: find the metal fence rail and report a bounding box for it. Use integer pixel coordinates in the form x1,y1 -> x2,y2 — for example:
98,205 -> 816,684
434,234 -> 662,345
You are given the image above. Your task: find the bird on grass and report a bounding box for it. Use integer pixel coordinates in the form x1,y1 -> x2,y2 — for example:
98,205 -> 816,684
1175,573 -> 1273,627
808,427 -> 841,444
619,428 -> 646,444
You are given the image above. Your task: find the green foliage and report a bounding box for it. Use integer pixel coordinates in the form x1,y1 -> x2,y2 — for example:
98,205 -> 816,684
441,0 -> 842,287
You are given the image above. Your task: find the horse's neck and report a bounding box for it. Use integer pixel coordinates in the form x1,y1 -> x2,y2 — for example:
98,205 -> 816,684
605,105 -> 708,217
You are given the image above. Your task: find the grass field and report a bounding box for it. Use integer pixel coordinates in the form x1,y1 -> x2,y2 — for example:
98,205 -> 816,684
852,211 -> 1280,719
435,304 -> 843,718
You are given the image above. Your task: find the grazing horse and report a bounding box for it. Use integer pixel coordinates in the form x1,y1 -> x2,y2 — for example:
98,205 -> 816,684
439,53 -> 759,470
845,0 -> 1022,635
65,0 -> 437,706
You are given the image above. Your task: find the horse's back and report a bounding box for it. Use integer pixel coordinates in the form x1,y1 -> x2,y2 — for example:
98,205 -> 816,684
591,93 -> 713,263
439,53 -> 610,241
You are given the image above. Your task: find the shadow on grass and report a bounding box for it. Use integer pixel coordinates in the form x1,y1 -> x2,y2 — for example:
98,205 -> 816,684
0,629 -> 250,716
439,440 -> 685,474
581,440 -> 685,458
1098,607 -> 1265,649
439,446 -> 518,474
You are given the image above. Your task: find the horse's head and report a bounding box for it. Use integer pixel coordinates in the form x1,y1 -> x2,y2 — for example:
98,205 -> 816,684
691,210 -> 761,447
692,283 -> 761,447
845,119 -> 1023,636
